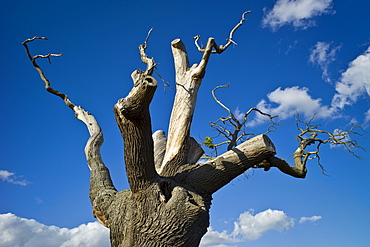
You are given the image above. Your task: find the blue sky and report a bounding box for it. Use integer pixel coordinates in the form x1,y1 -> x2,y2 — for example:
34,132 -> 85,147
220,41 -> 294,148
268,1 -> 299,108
1,0 -> 370,246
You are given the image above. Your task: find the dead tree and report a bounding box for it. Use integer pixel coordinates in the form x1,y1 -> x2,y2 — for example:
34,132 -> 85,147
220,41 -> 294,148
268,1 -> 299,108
23,11 -> 362,247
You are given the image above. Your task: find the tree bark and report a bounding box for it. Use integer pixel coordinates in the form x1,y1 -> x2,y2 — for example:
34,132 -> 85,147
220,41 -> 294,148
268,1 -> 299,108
24,14 -> 308,246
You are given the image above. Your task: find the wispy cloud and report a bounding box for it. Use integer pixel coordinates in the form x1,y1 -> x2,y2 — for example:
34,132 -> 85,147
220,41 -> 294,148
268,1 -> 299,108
0,170 -> 30,186
0,213 -> 109,247
309,41 -> 341,82
299,215 -> 322,223
331,46 -> 370,109
262,0 -> 334,31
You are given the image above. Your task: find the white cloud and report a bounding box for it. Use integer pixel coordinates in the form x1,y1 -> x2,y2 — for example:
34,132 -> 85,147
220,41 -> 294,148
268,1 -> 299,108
200,209 -> 296,246
232,209 -> 294,240
262,0 -> 334,31
309,41 -> 341,82
299,215 -> 322,223
0,213 -> 110,247
0,170 -> 30,186
249,86 -> 333,126
332,46 -> 370,109
200,227 -> 240,246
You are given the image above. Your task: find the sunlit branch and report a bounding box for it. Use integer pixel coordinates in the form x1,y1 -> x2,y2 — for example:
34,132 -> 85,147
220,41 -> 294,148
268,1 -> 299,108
193,11 -> 251,53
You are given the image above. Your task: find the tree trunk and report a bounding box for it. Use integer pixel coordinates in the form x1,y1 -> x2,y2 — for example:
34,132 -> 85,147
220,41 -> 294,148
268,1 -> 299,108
102,35 -> 277,244
93,136 -> 275,247
24,16 -> 309,246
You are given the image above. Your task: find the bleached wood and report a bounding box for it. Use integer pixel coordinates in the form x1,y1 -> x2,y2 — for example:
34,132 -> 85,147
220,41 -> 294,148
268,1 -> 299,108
181,134 -> 276,194
159,39 -> 205,175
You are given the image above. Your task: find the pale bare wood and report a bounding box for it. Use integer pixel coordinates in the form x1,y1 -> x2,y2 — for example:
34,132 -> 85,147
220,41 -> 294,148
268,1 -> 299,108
160,12 -> 250,175
180,134 -> 276,194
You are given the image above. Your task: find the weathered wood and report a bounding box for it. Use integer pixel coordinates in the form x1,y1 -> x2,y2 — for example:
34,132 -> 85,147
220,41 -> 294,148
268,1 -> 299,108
179,134 -> 276,194
153,130 -> 167,173
114,73 -> 159,193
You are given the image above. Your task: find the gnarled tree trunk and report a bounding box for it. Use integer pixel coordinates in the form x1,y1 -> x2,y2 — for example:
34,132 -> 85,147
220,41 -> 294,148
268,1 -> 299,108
23,12 -> 311,247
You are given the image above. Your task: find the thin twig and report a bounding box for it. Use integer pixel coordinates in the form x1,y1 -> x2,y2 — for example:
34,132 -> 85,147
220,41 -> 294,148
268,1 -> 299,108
22,37 -> 75,110
193,11 -> 251,54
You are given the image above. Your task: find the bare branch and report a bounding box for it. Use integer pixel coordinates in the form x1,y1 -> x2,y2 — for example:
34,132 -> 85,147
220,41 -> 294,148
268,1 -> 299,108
22,37 -> 75,110
138,28 -> 158,75
23,37 -> 117,225
257,114 -> 365,178
193,11 -> 251,54
207,83 -> 279,154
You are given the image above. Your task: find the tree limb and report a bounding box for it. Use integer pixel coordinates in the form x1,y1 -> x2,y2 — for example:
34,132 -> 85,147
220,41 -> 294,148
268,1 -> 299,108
160,12 -> 250,176
114,35 -> 159,193
255,114 -> 365,177
178,134 -> 276,194
23,37 -> 117,226
207,83 -> 278,153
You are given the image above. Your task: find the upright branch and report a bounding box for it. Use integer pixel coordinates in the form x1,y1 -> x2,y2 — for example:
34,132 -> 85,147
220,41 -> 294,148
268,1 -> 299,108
205,83 -> 278,155
23,37 -> 116,226
113,33 -> 159,193
159,11 -> 251,176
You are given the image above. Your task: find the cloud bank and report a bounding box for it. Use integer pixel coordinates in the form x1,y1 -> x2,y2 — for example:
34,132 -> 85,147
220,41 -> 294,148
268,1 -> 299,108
0,213 -> 110,247
0,210 -> 321,247
0,170 -> 30,186
262,0 -> 334,31
200,209 -> 321,246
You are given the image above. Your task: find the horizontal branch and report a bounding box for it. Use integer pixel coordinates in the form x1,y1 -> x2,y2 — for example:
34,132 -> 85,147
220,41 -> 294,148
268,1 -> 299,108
180,134 -> 276,194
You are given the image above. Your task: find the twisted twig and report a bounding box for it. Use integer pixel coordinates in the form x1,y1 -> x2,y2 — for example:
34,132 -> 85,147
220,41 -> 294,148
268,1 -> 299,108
22,37 -> 75,110
193,11 -> 251,54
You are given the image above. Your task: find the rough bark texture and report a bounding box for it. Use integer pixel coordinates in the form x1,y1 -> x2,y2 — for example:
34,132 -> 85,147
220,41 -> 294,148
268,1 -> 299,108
99,33 -> 278,245
24,15 -> 311,246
